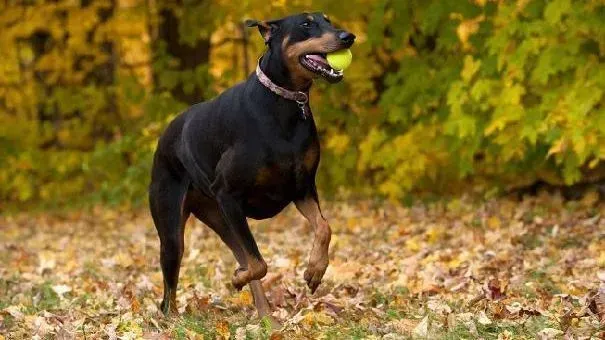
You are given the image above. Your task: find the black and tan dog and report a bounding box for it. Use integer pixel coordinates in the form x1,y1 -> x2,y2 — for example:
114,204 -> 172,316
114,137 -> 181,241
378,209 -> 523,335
149,12 -> 355,320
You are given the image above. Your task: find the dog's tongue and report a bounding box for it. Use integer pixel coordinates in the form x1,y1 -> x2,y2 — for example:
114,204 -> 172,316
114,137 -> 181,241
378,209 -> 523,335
306,54 -> 328,65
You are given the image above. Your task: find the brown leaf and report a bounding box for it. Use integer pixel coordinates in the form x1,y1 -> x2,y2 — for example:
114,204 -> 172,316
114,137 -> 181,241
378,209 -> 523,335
270,286 -> 286,307
483,277 -> 505,300
131,298 -> 141,313
587,282 -> 605,323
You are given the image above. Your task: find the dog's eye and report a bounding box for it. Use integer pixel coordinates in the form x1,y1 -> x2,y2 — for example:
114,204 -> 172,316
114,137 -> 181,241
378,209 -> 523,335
300,21 -> 312,28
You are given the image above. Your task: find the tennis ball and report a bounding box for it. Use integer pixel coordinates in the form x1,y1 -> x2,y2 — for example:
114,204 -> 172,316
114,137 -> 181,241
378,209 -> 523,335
327,49 -> 352,71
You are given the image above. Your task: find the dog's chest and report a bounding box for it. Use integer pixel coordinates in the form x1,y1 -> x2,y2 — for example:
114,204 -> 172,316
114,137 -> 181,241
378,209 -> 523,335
253,120 -> 318,180
244,146 -> 315,219
253,144 -> 317,187
240,122 -> 319,219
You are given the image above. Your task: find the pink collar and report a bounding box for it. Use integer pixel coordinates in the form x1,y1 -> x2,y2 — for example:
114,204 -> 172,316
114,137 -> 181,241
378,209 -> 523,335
255,62 -> 311,119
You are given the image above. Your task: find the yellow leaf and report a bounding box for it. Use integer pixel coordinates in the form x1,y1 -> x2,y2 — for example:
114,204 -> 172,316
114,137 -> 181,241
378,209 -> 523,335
447,255 -> 463,269
215,320 -> 230,339
346,217 -> 359,231
302,311 -> 334,326
461,55 -> 481,83
597,252 -> 605,267
457,15 -> 485,50
230,290 -> 253,306
581,190 -> 599,207
425,225 -> 445,244
405,237 -> 421,252
487,216 -> 501,229
114,252 -> 134,268
547,138 -> 567,157
421,253 -> 439,265
326,134 -> 351,155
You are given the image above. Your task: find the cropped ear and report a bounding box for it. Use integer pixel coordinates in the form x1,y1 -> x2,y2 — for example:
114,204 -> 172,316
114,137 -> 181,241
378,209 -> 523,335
245,19 -> 282,45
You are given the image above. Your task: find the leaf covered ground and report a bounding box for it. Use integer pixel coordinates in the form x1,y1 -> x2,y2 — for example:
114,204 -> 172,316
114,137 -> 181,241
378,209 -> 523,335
1,194 -> 605,339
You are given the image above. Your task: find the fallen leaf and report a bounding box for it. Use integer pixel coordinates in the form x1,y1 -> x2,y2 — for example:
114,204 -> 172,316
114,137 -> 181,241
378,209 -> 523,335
2,305 -> 24,319
412,316 -> 429,338
302,311 -> 334,326
477,310 -> 492,325
537,327 -> 563,340
230,290 -> 253,307
216,320 -> 230,339
484,277 -> 505,300
51,284 -> 71,299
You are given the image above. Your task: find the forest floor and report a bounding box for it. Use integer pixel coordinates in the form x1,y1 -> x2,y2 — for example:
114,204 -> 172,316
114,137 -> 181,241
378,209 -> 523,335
1,194 -> 604,339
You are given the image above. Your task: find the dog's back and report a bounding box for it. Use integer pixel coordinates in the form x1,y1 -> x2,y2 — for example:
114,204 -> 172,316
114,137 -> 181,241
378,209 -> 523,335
153,81 -> 245,189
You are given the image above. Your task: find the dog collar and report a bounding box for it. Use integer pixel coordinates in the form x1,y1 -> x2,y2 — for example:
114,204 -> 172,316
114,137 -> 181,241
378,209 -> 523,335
255,62 -> 310,119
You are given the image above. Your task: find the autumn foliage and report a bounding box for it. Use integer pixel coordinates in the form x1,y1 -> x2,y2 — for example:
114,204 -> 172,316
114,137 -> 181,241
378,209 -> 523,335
1,0 -> 604,207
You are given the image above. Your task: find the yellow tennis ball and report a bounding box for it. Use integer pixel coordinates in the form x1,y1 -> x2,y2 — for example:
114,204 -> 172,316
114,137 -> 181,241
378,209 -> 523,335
327,49 -> 352,71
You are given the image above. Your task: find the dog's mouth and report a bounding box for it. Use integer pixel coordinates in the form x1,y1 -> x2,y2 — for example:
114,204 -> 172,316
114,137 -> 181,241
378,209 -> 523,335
299,53 -> 344,83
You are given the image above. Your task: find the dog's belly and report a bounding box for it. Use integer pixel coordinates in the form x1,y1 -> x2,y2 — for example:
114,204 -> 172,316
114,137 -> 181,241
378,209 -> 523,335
240,155 -> 300,219
243,191 -> 291,219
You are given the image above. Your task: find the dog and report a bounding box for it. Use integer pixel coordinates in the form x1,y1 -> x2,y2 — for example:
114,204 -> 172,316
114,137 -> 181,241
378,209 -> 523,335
149,12 -> 355,321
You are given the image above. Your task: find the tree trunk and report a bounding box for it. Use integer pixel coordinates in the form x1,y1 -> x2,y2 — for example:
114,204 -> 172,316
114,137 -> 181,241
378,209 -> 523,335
156,5 -> 210,105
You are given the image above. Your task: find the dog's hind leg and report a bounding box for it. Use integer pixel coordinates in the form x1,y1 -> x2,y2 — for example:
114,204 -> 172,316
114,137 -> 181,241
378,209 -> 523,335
187,195 -> 280,327
149,163 -> 190,315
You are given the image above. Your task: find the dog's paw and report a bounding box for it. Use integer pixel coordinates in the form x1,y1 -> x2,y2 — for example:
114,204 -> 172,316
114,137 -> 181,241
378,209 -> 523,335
231,268 -> 248,290
231,262 -> 267,290
160,298 -> 179,316
304,259 -> 328,294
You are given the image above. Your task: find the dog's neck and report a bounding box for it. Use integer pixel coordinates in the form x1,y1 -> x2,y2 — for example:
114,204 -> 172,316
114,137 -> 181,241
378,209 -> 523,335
259,50 -> 312,92
256,60 -> 311,119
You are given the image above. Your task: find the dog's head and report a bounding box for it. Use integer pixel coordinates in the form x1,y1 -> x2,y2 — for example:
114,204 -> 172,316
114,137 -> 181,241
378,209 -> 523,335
246,12 -> 355,87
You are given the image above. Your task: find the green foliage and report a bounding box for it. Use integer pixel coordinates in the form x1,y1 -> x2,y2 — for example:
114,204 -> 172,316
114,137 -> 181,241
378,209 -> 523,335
1,0 -> 604,208
319,0 -> 605,199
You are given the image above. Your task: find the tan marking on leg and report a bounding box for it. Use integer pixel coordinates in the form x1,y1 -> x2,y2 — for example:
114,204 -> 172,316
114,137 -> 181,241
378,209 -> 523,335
250,279 -> 282,328
303,143 -> 319,171
232,256 -> 267,289
308,217 -> 331,265
295,198 -> 331,293
248,256 -> 268,276
250,280 -> 271,316
169,290 -> 178,313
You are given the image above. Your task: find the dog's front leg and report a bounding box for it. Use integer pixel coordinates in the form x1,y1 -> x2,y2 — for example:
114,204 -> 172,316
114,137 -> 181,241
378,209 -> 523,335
215,192 -> 268,289
295,195 -> 331,293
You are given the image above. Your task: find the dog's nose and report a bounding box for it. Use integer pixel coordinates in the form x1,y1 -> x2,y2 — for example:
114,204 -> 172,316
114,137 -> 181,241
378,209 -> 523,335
338,31 -> 356,45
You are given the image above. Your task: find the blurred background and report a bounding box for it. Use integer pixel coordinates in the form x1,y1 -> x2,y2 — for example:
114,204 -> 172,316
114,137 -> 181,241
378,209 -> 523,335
0,0 -> 604,210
